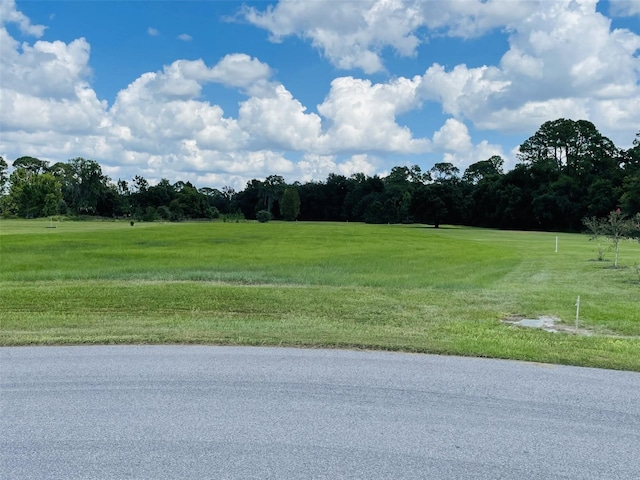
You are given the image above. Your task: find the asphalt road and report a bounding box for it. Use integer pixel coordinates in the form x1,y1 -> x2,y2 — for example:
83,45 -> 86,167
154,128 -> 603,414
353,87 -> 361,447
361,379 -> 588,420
2,346 -> 639,479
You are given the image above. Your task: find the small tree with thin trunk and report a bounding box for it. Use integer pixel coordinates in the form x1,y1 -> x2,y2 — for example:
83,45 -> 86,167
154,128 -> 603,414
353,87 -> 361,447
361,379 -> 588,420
582,216 -> 606,261
583,210 -> 639,268
606,209 -> 631,268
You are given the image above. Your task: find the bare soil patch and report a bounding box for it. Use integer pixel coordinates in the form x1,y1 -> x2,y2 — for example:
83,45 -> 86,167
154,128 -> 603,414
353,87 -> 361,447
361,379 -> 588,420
502,315 -> 593,335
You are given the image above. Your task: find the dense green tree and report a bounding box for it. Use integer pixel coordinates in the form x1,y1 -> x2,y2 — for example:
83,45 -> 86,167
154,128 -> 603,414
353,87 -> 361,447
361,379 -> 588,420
323,174 -> 351,220
132,175 -> 149,193
469,178 -> 501,227
518,118 -> 586,171
585,178 -> 620,218
343,174 -> 384,222
363,199 -> 386,224
233,176 -> 286,219
8,170 -> 62,218
130,175 -> 150,215
48,161 -> 69,179
517,119 -> 623,229
620,132 -> 640,216
465,156 -> 505,227
7,158 -> 58,217
411,184 -> 448,228
200,187 -> 230,214
116,179 -> 132,216
95,184 -> 120,217
622,132 -> 640,172
146,179 -> 176,208
382,165 -> 429,223
3,118 -> 632,230
620,174 -> 640,216
430,162 -> 460,181
142,206 -> 159,222
157,205 -> 171,221
174,182 -> 213,219
63,158 -> 110,215
462,156 -> 504,185
298,181 -> 328,220
262,175 -> 286,215
165,200 -> 182,221
234,179 -> 264,220
491,165 -> 534,229
281,187 -> 301,221
409,163 -> 467,227
12,156 -> 49,175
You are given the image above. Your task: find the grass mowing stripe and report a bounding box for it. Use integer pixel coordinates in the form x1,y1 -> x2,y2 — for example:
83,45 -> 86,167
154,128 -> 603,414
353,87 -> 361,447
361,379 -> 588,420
2,282 -> 637,370
1,219 -> 638,370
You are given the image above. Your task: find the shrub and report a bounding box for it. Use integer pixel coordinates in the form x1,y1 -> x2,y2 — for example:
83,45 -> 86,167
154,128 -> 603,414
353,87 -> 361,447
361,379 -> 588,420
157,206 -> 171,221
256,210 -> 272,223
142,206 -> 158,222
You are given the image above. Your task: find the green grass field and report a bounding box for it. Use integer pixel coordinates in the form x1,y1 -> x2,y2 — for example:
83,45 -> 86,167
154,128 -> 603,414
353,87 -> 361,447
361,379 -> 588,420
1,218 -> 639,370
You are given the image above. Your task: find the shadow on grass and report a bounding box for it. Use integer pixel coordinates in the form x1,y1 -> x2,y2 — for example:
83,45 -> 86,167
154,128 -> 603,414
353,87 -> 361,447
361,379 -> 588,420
414,225 -> 459,230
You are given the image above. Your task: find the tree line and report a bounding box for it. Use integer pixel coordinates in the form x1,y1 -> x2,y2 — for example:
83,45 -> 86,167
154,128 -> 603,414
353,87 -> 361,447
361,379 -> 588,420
1,118 -> 638,232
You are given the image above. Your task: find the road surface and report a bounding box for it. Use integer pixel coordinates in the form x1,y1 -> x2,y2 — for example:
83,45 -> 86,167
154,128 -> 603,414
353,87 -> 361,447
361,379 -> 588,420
2,346 -> 639,479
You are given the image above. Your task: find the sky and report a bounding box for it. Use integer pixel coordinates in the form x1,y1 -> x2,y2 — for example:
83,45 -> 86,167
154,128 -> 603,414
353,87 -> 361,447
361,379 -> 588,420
1,0 -> 639,190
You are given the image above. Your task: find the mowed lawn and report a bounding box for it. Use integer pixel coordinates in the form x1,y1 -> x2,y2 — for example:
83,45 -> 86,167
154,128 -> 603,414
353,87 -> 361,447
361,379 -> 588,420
1,218 -> 639,370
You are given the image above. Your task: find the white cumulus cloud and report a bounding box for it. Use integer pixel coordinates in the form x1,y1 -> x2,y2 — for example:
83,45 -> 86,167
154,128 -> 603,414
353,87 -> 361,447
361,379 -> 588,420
418,0 -> 640,145
430,118 -> 506,172
0,0 -> 46,37
1,0 -> 638,191
243,0 -> 538,73
317,76 -> 429,153
205,53 -> 274,93
238,84 -> 323,151
609,0 -> 640,17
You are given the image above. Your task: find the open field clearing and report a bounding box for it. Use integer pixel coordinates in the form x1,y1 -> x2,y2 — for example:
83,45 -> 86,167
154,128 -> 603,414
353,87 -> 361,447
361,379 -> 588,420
1,219 -> 639,370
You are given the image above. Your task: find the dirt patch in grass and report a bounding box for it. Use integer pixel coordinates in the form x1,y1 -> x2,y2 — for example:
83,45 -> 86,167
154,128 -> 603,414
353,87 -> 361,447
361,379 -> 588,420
502,315 -> 640,339
502,315 -> 594,335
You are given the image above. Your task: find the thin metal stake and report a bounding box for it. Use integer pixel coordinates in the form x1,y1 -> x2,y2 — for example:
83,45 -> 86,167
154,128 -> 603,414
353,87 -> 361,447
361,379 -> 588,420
575,296 -> 580,331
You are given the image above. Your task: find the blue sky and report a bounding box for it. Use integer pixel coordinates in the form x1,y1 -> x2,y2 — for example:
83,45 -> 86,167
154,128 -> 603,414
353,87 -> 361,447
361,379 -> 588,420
1,0 -> 639,190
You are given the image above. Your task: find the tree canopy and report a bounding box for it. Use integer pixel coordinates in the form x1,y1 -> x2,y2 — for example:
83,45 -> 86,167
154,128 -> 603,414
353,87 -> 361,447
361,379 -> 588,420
1,119 -> 637,231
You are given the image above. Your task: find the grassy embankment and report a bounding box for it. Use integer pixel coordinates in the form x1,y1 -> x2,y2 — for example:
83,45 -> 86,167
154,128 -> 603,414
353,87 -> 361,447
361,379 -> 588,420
1,218 -> 638,370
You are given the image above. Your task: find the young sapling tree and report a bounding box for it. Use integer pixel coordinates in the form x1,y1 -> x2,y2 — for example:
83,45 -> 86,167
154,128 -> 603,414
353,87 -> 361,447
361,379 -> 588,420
605,209 -> 633,268
582,216 -> 606,261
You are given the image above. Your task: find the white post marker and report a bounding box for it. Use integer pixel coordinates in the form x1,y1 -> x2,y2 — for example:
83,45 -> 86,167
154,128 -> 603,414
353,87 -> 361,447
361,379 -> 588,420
575,295 -> 580,331
555,236 -> 558,253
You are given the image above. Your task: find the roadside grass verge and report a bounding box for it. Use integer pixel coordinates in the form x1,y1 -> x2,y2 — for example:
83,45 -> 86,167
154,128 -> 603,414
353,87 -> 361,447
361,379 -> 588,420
1,219 -> 638,370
